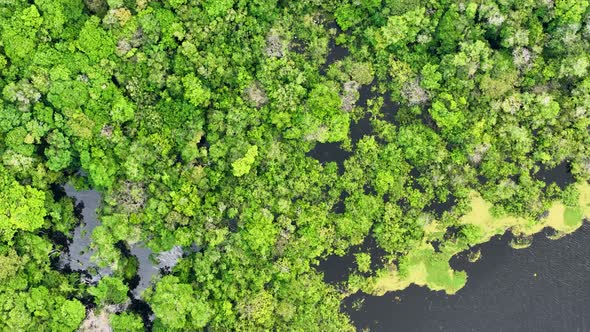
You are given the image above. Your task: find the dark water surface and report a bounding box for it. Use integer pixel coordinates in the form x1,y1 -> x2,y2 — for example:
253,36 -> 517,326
60,185 -> 111,280
60,185 -> 181,297
320,235 -> 387,285
130,245 -> 184,298
344,224 -> 590,332
536,161 -> 576,190
309,46 -> 588,331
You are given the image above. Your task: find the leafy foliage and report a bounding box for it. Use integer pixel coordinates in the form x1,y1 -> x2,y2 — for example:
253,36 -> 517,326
0,0 -> 589,330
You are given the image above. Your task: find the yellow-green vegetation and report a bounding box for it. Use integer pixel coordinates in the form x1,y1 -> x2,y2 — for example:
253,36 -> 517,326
467,249 -> 481,263
367,182 -> 590,295
2,0 -> 590,330
369,245 -> 467,295
509,236 -> 533,249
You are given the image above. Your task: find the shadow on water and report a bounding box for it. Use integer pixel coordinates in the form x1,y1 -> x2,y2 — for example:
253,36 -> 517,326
332,191 -> 350,214
306,100 -> 375,174
425,195 -> 457,218
535,160 -> 576,190
357,84 -> 374,109
128,298 -> 155,330
350,111 -> 373,145
125,244 -> 195,330
128,245 -> 186,299
309,42 -> 406,173
306,142 -> 352,175
343,223 -> 590,332
306,83 -> 374,174
58,184 -> 196,330
312,39 -> 583,332
325,44 -> 349,68
129,246 -> 158,298
319,235 -> 387,284
379,94 -> 399,126
321,21 -> 349,74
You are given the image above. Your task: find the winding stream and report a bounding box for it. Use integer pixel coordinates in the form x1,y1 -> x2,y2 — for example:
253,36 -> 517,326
59,185 -> 182,297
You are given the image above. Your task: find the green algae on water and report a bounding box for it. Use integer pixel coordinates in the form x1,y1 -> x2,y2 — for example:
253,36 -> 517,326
367,182 -> 590,295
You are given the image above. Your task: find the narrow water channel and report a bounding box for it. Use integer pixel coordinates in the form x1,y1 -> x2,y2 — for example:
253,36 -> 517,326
59,185 -> 182,297
55,183 -> 201,330
59,185 -> 112,282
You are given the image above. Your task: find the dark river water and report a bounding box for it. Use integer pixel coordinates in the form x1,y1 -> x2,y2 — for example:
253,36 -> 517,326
342,225 -> 590,332
54,42 -> 588,331
311,42 -> 589,331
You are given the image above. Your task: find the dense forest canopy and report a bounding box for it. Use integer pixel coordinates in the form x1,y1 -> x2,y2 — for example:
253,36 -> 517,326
0,0 -> 589,330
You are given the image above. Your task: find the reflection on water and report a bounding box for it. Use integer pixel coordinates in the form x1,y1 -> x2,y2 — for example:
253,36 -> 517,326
536,160 -> 575,190
130,245 -> 184,298
59,185 -> 112,282
59,184 -> 187,297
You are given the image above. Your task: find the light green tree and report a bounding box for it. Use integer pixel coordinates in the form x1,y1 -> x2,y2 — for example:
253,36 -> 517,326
0,166 -> 46,242
232,145 -> 258,177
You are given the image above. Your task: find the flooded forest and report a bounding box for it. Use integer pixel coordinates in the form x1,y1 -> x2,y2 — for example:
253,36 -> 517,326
0,0 -> 589,331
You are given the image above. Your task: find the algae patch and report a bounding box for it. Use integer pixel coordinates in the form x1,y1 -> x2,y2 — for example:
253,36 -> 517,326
370,245 -> 466,296
367,182 -> 590,295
